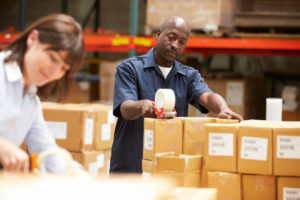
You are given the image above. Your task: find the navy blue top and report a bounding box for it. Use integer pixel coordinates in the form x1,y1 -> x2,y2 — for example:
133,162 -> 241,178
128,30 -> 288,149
110,48 -> 212,173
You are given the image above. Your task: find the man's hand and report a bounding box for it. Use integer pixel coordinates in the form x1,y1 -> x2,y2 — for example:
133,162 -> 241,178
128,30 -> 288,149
120,100 -> 156,120
141,100 -> 156,118
218,109 -> 243,122
0,138 -> 29,173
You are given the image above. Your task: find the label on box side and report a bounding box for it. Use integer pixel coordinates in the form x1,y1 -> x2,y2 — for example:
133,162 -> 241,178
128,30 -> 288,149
97,153 -> 105,168
88,162 -> 98,178
277,135 -> 300,159
241,136 -> 268,161
144,130 -> 153,150
226,82 -> 243,106
46,121 -> 67,139
101,124 -> 111,141
107,110 -> 115,124
209,133 -> 234,156
84,118 -> 94,145
283,187 -> 300,200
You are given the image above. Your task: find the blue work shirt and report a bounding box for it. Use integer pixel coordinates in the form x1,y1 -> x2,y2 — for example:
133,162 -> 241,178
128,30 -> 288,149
110,47 -> 212,173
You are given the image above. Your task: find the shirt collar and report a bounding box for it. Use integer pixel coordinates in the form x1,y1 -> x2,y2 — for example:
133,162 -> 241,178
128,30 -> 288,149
143,47 -> 186,76
3,51 -> 37,96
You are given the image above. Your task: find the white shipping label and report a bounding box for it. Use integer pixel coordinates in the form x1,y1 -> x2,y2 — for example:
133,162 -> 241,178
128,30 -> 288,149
277,135 -> 300,159
241,136 -> 268,161
144,130 -> 153,150
209,133 -> 234,156
88,162 -> 98,178
84,118 -> 94,145
283,187 -> 300,200
46,121 -> 67,139
97,153 -> 105,168
226,82 -> 243,106
101,124 -> 111,141
107,110 -> 115,124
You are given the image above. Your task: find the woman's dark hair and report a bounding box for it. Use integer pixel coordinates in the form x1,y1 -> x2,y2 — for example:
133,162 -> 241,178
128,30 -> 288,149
5,13 -> 84,100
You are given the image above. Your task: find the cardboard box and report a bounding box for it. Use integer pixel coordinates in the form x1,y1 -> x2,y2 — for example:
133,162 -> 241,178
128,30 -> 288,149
206,79 -> 267,120
145,0 -> 235,34
71,150 -> 108,178
180,117 -> 216,155
156,154 -> 202,173
238,125 -> 273,175
156,170 -> 201,188
277,177 -> 300,200
42,103 -> 96,152
215,118 -> 240,124
99,61 -> 119,101
242,174 -> 276,200
142,159 -> 156,178
80,103 -> 116,150
282,111 -> 299,121
168,187 -> 217,200
204,123 -> 238,172
273,125 -> 300,176
207,172 -> 242,200
143,118 -> 182,161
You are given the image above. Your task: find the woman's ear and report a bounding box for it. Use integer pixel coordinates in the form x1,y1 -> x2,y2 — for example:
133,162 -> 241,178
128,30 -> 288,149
26,29 -> 39,48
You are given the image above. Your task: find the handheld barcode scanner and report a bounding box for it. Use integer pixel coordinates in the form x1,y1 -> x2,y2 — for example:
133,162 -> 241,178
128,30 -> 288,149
152,89 -> 177,119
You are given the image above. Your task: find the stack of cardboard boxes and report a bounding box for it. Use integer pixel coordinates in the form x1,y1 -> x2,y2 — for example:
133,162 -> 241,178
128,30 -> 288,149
142,117 -> 300,200
42,102 -> 116,178
204,120 -> 300,200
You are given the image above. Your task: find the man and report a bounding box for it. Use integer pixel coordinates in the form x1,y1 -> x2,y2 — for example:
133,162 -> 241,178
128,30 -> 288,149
110,16 -> 242,173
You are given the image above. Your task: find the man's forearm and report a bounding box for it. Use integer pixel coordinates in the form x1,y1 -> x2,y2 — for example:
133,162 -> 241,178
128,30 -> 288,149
120,99 -> 155,120
199,92 -> 229,114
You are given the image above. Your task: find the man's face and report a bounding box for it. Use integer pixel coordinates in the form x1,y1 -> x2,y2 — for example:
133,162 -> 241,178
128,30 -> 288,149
155,23 -> 189,66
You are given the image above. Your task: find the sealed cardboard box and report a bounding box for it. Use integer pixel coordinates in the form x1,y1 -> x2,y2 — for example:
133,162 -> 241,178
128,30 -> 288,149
238,125 -> 273,175
180,117 -> 216,155
242,174 -> 276,200
80,103 -> 116,150
156,154 -> 202,173
143,118 -> 182,161
156,170 -> 201,188
273,125 -> 300,176
71,150 -> 107,178
42,103 -> 96,152
204,123 -> 238,172
277,177 -> 300,200
142,159 -> 156,178
207,172 -> 242,200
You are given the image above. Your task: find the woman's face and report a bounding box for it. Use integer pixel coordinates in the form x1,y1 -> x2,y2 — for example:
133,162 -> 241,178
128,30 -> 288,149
23,30 -> 70,87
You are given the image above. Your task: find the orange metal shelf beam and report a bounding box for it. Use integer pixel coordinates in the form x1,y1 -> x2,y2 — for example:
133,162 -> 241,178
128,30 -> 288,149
1,33 -> 300,56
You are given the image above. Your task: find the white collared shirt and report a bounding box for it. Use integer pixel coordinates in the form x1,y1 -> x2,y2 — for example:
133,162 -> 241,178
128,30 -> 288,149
0,51 -> 66,172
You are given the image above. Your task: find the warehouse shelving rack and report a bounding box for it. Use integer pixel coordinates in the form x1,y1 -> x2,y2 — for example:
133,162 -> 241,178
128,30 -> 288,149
1,33 -> 300,57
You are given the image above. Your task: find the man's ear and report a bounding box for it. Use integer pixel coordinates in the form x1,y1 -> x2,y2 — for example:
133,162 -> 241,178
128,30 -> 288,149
156,30 -> 161,40
26,29 -> 39,48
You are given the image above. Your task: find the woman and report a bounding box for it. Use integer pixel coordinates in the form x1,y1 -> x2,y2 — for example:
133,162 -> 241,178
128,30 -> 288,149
0,14 -> 84,173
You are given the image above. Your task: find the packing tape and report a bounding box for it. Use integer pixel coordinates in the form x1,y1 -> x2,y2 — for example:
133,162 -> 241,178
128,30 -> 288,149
155,89 -> 175,112
36,148 -> 73,175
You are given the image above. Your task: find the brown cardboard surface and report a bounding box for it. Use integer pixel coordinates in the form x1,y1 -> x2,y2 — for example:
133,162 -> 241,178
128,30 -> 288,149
273,126 -> 300,176
277,177 -> 300,200
238,125 -> 273,175
207,172 -> 242,200
143,118 -> 182,161
242,174 -> 276,200
204,123 -> 238,172
156,154 -> 202,173
180,117 -> 216,155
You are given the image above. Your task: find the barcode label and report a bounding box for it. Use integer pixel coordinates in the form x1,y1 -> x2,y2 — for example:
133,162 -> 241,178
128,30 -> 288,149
144,130 -> 153,150
277,135 -> 300,159
209,133 -> 234,156
284,187 -> 300,200
241,136 -> 268,161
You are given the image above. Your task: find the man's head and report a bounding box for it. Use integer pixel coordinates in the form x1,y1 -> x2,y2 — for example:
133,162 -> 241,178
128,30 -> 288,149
154,16 -> 191,67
